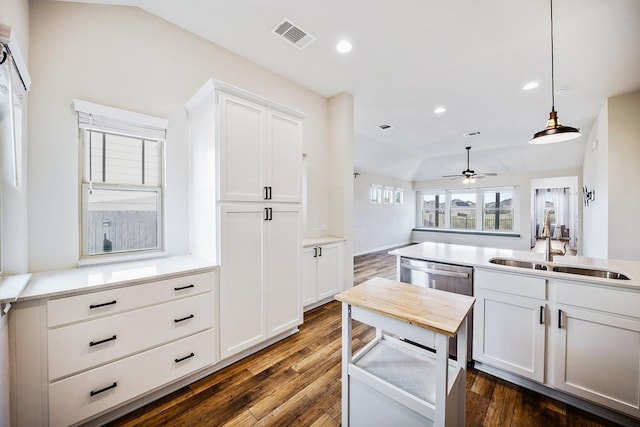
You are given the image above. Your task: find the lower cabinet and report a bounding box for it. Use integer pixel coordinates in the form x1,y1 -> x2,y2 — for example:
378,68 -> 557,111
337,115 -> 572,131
11,267 -> 219,427
550,281 -> 640,418
219,203 -> 302,359
302,241 -> 343,309
474,269 -> 640,420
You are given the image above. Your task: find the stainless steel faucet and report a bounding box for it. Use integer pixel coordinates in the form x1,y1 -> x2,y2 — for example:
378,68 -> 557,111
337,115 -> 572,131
542,213 -> 566,262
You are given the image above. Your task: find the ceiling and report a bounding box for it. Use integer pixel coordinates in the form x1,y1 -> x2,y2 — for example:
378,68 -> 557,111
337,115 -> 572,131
63,0 -> 640,181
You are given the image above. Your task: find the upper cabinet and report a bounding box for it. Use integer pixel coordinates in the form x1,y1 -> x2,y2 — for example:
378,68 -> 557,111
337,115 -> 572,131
218,92 -> 302,203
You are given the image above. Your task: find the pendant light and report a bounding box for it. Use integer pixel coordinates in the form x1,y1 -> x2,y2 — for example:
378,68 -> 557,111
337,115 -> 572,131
529,0 -> 581,144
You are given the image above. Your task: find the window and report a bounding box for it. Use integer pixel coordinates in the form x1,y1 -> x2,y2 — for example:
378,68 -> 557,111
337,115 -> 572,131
383,186 -> 394,204
75,100 -> 167,260
417,186 -> 517,234
370,184 -> 382,204
450,191 -> 476,230
483,189 -> 514,231
394,188 -> 404,205
420,193 -> 446,228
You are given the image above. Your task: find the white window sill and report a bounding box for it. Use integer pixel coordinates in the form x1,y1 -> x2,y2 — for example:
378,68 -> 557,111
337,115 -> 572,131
77,251 -> 168,268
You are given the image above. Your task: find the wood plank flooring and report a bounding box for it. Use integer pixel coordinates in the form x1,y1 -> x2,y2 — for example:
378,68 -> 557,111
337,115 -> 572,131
108,247 -> 623,427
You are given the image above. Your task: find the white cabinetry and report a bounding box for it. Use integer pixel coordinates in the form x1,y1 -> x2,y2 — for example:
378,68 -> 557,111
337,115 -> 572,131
302,241 -> 344,309
473,269 -> 546,382
218,91 -> 302,203
11,267 -> 218,427
219,204 -> 301,359
187,78 -> 305,360
550,280 -> 640,418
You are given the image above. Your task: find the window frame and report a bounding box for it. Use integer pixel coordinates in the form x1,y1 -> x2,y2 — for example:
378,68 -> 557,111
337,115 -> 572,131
75,100 -> 167,264
416,186 -> 517,234
370,184 -> 382,204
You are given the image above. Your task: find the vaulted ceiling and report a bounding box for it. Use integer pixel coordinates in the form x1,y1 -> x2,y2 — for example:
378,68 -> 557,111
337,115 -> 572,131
61,0 -> 640,181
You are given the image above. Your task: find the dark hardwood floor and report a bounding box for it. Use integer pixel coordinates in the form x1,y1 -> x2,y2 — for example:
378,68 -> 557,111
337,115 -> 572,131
108,247 -> 622,426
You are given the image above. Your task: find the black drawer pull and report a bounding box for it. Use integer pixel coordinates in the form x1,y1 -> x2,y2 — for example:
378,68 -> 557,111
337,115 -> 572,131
175,352 -> 195,363
89,335 -> 117,347
90,382 -> 117,397
174,284 -> 195,291
539,306 -> 544,325
89,300 -> 117,309
174,314 -> 194,323
558,309 -> 563,329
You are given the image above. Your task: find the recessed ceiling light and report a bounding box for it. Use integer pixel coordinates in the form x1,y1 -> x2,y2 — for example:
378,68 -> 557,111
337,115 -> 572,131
522,81 -> 539,90
336,40 -> 352,53
434,106 -> 446,114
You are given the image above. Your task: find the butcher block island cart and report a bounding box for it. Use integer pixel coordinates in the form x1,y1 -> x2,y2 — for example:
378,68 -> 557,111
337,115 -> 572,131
336,277 -> 475,427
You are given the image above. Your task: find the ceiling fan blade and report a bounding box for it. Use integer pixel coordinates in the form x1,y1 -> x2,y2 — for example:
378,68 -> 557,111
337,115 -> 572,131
476,172 -> 498,177
442,174 -> 464,178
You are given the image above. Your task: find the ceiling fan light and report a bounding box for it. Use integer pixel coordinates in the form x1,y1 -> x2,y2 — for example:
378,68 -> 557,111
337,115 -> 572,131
462,177 -> 470,184
530,110 -> 581,144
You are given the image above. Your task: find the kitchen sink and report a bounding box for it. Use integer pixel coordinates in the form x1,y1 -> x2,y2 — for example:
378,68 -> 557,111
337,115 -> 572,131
551,265 -> 630,280
489,258 -> 548,270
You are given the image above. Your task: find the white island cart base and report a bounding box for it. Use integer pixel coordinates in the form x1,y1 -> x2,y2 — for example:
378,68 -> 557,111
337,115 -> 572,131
336,277 -> 475,427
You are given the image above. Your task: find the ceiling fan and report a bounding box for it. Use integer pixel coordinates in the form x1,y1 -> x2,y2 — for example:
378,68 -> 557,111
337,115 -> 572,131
442,146 -> 497,183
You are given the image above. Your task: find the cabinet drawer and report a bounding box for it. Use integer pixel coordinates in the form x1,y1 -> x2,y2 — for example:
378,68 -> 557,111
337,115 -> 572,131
48,328 -> 216,427
552,280 -> 640,318
48,292 -> 215,380
48,271 -> 216,327
475,269 -> 546,299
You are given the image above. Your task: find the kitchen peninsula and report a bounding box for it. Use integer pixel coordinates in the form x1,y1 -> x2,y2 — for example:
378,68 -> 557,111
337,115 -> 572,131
389,242 -> 640,425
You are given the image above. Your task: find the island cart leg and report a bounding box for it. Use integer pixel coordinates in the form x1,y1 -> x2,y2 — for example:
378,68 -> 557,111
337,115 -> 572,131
341,302 -> 353,426
435,332 -> 450,427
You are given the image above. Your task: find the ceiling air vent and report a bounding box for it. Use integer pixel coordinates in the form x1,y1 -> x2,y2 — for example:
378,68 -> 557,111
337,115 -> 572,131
378,124 -> 393,131
272,18 -> 316,49
463,131 -> 482,138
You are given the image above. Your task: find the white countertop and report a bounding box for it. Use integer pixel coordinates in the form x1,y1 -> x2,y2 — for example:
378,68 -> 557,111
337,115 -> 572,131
16,255 -> 217,301
389,242 -> 640,289
303,236 -> 345,247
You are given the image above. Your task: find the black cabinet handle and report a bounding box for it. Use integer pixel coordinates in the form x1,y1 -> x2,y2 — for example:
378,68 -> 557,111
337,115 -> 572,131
558,309 -> 563,328
318,246 -> 322,257
89,300 -> 117,309
89,335 -> 117,347
174,314 -> 194,323
174,284 -> 195,291
175,352 -> 195,363
264,186 -> 269,200
90,382 -> 117,397
268,208 -> 273,220
265,207 -> 273,221
313,247 -> 318,257
539,306 -> 544,325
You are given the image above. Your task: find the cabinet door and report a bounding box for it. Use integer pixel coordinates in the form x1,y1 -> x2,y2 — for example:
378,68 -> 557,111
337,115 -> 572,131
473,288 -> 546,382
317,243 -> 343,300
266,111 -> 302,202
218,92 -> 266,202
265,205 -> 302,336
302,247 -> 318,307
219,204 -> 266,359
552,305 -> 640,418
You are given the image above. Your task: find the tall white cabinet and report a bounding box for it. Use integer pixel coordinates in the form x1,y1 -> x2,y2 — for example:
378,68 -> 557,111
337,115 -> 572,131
187,79 -> 305,360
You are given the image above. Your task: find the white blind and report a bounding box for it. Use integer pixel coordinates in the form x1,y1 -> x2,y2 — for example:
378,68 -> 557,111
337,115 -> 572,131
74,99 -> 168,141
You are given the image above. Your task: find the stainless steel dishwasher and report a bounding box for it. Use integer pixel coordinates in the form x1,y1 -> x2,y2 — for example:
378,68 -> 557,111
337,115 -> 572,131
399,257 -> 473,361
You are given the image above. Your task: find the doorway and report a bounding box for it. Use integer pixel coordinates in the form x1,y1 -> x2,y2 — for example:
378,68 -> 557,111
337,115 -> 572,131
530,177 -> 579,253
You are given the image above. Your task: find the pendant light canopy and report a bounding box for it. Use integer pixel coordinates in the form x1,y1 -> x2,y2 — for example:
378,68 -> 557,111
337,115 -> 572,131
529,0 -> 581,144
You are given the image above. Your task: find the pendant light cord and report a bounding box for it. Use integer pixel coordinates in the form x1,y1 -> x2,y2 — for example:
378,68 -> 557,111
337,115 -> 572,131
550,0 -> 556,112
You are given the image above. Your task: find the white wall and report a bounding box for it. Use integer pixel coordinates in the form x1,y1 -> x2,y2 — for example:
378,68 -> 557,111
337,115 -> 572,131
28,0 -> 331,271
607,90 -> 640,261
0,0 -> 29,421
583,101 -> 609,258
412,168 -> 581,251
354,171 -> 415,255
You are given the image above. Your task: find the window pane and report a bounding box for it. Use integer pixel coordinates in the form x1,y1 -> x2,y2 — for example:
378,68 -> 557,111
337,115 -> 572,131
370,184 -> 381,203
394,188 -> 404,204
483,190 -> 514,231
86,188 -> 159,255
421,193 -> 445,228
383,186 -> 394,204
451,192 -> 476,229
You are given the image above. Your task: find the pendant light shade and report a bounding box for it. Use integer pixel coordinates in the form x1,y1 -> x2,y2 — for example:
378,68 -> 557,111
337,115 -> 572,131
529,0 -> 581,144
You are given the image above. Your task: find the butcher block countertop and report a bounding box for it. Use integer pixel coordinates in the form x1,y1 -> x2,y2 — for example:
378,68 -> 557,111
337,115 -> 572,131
335,277 -> 475,337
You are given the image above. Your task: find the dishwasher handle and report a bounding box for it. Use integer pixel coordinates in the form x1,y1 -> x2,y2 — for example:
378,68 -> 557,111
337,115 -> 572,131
400,260 -> 470,279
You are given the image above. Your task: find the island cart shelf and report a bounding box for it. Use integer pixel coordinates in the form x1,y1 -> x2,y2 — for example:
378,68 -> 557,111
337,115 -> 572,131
335,277 -> 475,427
